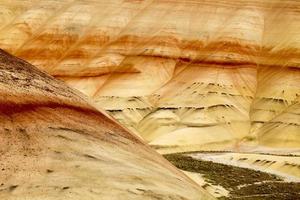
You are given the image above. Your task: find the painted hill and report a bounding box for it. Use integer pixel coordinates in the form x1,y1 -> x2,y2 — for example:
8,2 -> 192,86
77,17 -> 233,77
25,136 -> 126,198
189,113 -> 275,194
0,0 -> 299,152
1,1 -> 300,199
0,49 -> 214,200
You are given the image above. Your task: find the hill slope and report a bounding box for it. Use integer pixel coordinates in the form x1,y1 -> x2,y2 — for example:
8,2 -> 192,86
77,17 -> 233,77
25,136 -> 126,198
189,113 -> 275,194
0,0 -> 299,151
0,49 -> 214,200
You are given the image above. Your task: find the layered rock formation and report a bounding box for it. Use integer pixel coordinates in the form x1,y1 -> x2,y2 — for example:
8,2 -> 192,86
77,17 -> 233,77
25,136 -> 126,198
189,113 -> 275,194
0,0 -> 299,152
0,49 -> 214,199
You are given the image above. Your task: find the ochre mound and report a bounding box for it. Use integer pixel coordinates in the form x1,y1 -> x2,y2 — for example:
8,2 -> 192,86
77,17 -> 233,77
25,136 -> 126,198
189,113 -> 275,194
0,49 -> 214,200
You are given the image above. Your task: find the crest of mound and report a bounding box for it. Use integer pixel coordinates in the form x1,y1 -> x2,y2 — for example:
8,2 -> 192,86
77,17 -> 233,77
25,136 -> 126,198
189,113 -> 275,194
0,49 -> 214,200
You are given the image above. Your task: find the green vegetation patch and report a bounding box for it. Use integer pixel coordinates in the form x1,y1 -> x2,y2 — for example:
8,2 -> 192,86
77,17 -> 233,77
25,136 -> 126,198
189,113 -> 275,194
164,153 -> 281,189
164,153 -> 300,200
